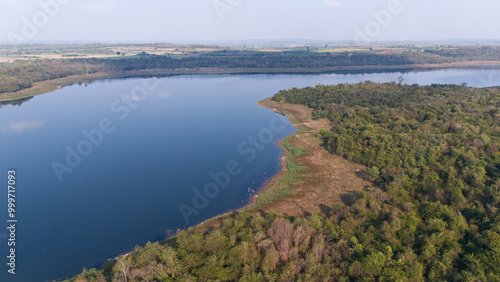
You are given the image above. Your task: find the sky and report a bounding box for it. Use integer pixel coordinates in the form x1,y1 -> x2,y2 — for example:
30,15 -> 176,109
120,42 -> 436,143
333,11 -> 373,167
0,0 -> 499,44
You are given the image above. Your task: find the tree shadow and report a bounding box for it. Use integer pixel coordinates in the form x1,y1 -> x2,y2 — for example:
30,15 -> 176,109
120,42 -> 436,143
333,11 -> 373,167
318,204 -> 331,215
257,209 -> 269,217
354,170 -> 371,182
292,202 -> 312,217
340,190 -> 359,206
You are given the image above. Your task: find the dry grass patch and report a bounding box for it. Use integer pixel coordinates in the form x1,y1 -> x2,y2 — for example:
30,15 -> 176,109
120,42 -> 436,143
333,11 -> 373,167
250,98 -> 374,216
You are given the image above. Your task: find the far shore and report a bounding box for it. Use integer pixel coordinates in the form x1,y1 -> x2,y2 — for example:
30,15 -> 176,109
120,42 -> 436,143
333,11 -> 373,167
2,60 -> 500,102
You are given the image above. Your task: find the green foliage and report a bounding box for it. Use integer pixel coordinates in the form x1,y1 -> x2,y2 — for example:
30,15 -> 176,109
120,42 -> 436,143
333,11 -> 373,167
282,136 -> 307,157
71,82 -> 500,281
271,82 -> 500,279
369,166 -> 380,181
68,268 -> 105,282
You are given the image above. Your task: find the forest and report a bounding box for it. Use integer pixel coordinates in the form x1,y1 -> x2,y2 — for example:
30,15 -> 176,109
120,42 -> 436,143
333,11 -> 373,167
69,83 -> 499,281
2,45 -> 500,95
0,59 -> 104,93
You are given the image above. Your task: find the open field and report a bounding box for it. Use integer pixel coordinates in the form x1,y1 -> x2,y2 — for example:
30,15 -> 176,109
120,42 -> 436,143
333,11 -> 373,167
1,42 -> 494,62
0,43 -> 225,62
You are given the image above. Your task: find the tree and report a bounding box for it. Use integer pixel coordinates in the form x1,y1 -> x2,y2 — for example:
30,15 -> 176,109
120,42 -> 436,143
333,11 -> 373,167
114,255 -> 132,282
369,166 -> 380,181
268,218 -> 294,261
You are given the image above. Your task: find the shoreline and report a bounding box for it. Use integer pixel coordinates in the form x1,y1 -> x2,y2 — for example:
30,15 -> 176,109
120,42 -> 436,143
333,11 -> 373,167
196,97 -> 372,229
2,60 -> 500,102
67,98 -> 301,279
246,100 -> 300,208
14,65 -> 497,280
239,98 -> 373,215
192,98 -> 301,231
63,95 -> 373,280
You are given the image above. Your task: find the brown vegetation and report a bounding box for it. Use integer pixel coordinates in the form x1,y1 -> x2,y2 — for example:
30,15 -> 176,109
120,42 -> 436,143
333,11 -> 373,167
251,98 -> 373,216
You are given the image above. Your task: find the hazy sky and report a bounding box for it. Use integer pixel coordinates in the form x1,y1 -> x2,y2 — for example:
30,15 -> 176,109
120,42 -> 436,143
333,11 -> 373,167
1,0 -> 499,43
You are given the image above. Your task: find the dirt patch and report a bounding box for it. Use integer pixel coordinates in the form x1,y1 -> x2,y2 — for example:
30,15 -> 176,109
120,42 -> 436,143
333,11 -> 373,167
248,99 -> 374,216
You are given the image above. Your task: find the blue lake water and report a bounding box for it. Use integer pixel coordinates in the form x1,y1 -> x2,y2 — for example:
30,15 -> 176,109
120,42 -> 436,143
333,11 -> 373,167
1,67 -> 500,281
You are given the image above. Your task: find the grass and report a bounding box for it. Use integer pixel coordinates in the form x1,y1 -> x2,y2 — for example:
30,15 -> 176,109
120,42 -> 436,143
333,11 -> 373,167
289,146 -> 307,157
279,110 -> 309,134
286,159 -> 307,173
246,135 -> 308,210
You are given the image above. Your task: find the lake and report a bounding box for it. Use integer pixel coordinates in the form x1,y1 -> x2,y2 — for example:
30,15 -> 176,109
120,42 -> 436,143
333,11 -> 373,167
1,67 -> 500,281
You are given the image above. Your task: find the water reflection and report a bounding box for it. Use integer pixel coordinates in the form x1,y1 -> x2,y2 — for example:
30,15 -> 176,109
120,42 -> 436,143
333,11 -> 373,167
4,119 -> 45,132
0,96 -> 33,109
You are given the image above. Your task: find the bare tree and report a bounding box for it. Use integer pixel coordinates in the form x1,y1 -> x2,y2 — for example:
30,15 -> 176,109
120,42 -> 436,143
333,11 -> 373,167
293,225 -> 313,256
312,234 -> 326,262
268,218 -> 294,261
114,256 -> 132,282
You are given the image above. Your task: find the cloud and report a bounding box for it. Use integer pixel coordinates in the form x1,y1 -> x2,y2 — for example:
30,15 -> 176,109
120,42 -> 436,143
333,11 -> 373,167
8,120 -> 44,132
324,0 -> 341,7
84,1 -> 116,12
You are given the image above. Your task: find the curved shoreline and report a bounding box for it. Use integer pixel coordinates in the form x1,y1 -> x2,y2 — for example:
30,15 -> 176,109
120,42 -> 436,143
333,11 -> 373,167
245,101 -> 301,208
188,99 -> 300,232
196,97 -> 373,229
56,98 -> 297,281
3,60 -> 500,102
17,66 -> 498,280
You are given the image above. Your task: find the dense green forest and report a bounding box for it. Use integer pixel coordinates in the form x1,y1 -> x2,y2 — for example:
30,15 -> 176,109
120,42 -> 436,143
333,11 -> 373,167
2,46 -> 500,95
70,83 -> 499,281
